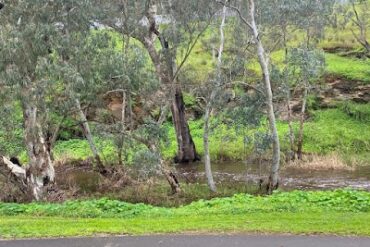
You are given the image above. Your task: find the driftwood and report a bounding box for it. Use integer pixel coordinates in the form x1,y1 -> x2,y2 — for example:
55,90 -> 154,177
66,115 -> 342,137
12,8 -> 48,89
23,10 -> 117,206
0,156 -> 31,198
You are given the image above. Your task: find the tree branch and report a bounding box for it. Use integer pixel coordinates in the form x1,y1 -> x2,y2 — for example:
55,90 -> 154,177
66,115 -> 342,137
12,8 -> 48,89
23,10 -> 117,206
215,0 -> 253,30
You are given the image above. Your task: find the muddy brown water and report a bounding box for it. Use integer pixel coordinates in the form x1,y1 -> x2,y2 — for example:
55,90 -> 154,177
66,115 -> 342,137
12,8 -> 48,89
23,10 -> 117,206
176,162 -> 370,191
56,166 -> 102,193
56,162 -> 370,193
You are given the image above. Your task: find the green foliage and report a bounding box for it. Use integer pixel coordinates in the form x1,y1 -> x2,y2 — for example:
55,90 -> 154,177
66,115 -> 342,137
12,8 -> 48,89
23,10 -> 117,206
53,139 -> 116,162
1,190 -> 370,219
158,106 -> 370,161
183,93 -> 197,108
251,51 -> 370,84
161,120 -> 252,161
4,106 -> 369,163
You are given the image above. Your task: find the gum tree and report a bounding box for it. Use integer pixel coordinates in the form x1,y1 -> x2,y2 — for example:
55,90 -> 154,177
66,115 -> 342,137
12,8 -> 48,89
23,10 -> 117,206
202,2 -> 229,192
225,0 -> 281,192
0,0 -> 97,200
347,0 -> 370,54
101,0 -> 218,163
0,1 -> 61,200
286,48 -> 325,160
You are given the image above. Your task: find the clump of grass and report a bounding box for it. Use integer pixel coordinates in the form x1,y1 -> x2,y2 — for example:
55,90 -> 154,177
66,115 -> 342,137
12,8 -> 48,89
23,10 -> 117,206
285,154 -> 355,171
340,102 -> 370,122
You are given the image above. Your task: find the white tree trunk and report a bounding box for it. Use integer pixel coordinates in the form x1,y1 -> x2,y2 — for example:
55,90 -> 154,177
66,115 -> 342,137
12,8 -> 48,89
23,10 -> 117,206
23,105 -> 55,200
202,3 -> 228,192
248,0 -> 280,192
203,106 -> 217,192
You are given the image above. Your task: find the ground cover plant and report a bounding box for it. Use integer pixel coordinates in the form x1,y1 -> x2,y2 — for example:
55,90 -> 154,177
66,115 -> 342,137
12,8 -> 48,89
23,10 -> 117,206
1,190 -> 370,238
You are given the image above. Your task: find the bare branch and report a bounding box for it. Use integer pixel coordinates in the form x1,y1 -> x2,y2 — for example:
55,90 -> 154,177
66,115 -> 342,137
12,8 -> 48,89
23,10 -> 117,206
215,0 -> 253,30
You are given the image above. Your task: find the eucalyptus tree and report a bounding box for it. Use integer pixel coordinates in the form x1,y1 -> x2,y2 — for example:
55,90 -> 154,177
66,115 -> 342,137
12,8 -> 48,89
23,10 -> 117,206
0,0 -> 95,200
101,0 -> 218,163
50,31 -> 118,172
286,48 -> 325,160
221,0 -> 281,192
277,1 -> 334,161
201,3 -> 229,192
95,40 -> 160,167
345,0 -> 370,54
0,0 -> 114,199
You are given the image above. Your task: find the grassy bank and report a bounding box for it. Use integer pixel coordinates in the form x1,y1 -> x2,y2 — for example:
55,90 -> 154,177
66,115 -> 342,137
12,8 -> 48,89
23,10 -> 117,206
2,213 -> 370,238
47,107 -> 370,164
325,53 -> 370,83
1,190 -> 370,238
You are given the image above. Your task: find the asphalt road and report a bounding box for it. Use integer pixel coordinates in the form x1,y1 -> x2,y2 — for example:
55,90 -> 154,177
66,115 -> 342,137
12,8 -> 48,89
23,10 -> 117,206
1,235 -> 370,247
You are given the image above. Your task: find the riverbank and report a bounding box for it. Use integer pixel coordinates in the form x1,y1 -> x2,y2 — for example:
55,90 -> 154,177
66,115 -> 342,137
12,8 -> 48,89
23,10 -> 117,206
43,107 -> 370,165
1,190 -> 370,238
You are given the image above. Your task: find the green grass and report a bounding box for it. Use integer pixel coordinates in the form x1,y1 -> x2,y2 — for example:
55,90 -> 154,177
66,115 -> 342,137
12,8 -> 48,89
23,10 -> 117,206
339,102 -> 370,122
325,53 -> 370,83
278,108 -> 370,155
1,213 -> 370,238
49,107 -> 370,163
52,138 -> 116,162
102,182 -> 258,208
1,190 -> 370,238
162,108 -> 370,161
161,121 -> 251,161
249,51 -> 370,84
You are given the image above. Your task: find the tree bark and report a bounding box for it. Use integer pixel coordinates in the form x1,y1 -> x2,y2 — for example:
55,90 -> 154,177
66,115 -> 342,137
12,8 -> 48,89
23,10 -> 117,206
171,87 -> 199,163
22,105 -> 55,200
160,160 -> 181,194
297,86 -> 308,160
74,98 -> 105,172
139,3 -> 199,164
201,2 -> 228,192
248,0 -> 280,193
118,90 -> 126,167
287,92 -> 296,161
203,103 -> 217,192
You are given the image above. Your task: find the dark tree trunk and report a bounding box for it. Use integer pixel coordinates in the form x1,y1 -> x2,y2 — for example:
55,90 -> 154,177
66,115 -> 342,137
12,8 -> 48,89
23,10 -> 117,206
139,9 -> 199,165
171,87 -> 199,163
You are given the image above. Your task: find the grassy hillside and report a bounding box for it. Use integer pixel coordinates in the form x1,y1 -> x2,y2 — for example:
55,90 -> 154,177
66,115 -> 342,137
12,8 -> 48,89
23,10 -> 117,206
45,105 -> 370,164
